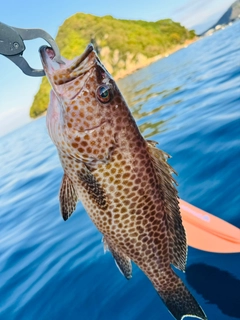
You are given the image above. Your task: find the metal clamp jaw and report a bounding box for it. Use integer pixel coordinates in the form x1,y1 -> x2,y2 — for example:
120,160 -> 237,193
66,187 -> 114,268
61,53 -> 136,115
0,22 -> 64,77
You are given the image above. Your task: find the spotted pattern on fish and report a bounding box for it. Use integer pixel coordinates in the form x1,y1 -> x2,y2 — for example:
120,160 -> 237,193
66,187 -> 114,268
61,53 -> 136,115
40,44 -> 207,320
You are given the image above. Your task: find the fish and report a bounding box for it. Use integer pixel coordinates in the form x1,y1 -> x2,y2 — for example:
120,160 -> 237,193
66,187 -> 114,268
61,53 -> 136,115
40,43 -> 207,320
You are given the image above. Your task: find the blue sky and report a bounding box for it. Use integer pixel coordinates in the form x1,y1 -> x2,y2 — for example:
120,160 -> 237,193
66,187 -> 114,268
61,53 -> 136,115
0,0 -> 234,136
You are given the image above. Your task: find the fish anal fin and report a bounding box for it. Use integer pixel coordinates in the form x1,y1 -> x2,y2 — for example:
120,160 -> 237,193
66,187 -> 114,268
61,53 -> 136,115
78,165 -> 108,210
59,173 -> 78,221
146,141 -> 187,271
103,237 -> 132,280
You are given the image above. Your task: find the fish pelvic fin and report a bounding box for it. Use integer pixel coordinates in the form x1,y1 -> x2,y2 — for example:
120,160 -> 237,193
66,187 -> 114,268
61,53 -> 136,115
103,237 -> 132,280
155,269 -> 207,320
59,173 -> 78,221
146,140 -> 187,271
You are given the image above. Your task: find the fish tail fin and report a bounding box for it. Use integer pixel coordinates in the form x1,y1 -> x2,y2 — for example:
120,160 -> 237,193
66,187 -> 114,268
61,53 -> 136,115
155,269 -> 207,320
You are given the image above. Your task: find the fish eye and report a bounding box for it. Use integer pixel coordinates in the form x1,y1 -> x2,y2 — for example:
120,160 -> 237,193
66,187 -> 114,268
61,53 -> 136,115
96,85 -> 112,103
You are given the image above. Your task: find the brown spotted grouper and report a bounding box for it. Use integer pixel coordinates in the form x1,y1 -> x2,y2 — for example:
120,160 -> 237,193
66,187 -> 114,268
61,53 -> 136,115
40,44 -> 207,320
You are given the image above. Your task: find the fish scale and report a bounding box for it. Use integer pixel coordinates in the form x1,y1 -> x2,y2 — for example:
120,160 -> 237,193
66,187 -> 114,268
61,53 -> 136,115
40,44 -> 207,320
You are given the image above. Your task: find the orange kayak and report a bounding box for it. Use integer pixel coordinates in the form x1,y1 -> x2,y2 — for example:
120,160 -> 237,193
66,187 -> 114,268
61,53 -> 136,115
180,199 -> 240,253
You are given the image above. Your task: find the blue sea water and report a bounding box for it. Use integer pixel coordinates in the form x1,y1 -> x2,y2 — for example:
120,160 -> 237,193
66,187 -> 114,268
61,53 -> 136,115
1,21 -> 240,320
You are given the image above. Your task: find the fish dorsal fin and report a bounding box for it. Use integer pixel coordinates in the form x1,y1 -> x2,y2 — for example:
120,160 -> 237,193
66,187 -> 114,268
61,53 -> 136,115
103,237 -> 132,280
146,140 -> 187,271
59,173 -> 78,221
78,165 -> 108,210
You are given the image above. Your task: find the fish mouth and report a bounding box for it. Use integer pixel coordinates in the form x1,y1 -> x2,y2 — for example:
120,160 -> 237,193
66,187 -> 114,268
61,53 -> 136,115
39,44 -> 95,86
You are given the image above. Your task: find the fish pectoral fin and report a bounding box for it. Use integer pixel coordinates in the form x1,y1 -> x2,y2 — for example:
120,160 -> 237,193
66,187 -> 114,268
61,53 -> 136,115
78,165 -> 107,209
103,237 -> 132,280
59,173 -> 78,221
146,140 -> 187,271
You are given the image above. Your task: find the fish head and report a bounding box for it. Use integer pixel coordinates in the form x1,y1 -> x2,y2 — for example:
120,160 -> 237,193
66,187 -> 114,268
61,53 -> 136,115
40,44 -> 133,165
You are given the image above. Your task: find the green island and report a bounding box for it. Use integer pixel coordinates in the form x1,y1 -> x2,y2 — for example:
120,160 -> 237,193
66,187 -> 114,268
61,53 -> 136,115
30,13 -> 196,118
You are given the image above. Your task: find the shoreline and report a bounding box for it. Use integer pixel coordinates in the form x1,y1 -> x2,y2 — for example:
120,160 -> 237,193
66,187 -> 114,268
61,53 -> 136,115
114,37 -> 198,80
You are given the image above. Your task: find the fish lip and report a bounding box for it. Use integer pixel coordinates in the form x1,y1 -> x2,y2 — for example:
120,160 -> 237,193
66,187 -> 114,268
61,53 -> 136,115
39,44 -> 94,79
72,43 -> 94,66
81,120 -> 107,133
71,120 -> 108,136
39,45 -> 61,73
